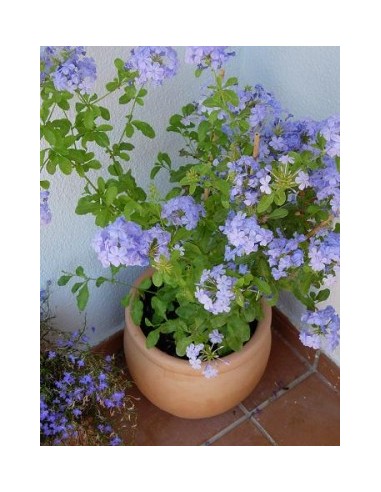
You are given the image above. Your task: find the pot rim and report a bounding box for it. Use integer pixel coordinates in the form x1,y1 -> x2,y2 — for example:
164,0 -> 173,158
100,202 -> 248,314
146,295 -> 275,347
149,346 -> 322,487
125,268 -> 272,376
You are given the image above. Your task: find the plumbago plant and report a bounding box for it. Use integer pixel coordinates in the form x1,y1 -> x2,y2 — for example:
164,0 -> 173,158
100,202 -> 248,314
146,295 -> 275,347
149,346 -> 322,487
40,46 -> 340,378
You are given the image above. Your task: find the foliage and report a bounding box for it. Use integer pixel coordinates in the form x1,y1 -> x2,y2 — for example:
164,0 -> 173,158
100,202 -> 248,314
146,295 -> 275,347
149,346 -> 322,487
41,46 -> 340,378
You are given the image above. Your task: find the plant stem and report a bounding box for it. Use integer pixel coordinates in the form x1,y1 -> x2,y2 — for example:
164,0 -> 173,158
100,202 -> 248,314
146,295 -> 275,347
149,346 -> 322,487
253,132 -> 260,159
306,215 -> 334,239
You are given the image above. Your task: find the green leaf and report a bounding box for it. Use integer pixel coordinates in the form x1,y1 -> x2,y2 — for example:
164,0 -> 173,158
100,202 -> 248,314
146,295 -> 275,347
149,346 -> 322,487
236,290 -> 245,307
139,278 -> 152,291
40,180 -> 50,190
119,93 -> 133,105
268,208 -> 289,220
97,124 -> 113,132
224,77 -> 238,87
243,304 -> 257,323
105,81 -> 119,91
125,123 -> 134,138
131,299 -> 143,325
274,190 -> 286,206
252,277 -> 272,296
77,283 -> 89,311
58,157 -> 72,175
96,276 -> 108,287
214,179 -> 230,195
94,132 -> 110,147
71,282 -> 83,294
316,289 -> 330,302
197,120 -> 210,142
158,152 -> 171,167
175,336 -> 193,357
132,120 -> 155,138
105,186 -> 118,206
152,296 -> 167,319
57,275 -> 72,286
150,166 -> 161,179
257,193 -> 274,214
43,128 -> 56,146
222,89 -> 239,107
99,106 -> 110,120
84,110 -> 95,130
146,329 -> 160,348
114,58 -> 125,70
121,293 -> 131,307
152,272 -> 162,287
75,266 -> 85,276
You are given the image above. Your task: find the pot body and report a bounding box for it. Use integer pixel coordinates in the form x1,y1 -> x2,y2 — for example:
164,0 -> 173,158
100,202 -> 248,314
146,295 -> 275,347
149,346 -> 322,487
124,269 -> 272,419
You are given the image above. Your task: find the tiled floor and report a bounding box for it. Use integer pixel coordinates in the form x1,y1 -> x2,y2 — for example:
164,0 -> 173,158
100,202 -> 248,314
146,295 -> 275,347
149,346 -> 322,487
112,310 -> 340,446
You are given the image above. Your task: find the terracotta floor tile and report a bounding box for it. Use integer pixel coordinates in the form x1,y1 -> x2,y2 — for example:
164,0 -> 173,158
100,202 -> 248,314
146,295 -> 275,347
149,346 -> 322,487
242,330 -> 309,410
272,308 -> 317,363
122,381 -> 245,446
255,374 -> 340,446
211,420 -> 272,446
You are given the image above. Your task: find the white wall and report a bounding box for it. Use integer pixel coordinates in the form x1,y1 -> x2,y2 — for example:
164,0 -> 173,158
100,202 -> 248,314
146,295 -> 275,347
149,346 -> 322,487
41,46 -> 340,363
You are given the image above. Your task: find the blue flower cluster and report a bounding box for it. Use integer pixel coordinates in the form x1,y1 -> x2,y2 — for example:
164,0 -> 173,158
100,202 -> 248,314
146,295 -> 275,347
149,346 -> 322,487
265,232 -> 306,280
125,46 -> 179,86
46,46 -> 97,94
185,46 -> 235,70
161,195 -> 205,230
249,84 -> 284,131
195,265 -> 236,314
92,217 -> 170,268
40,190 -> 52,225
308,231 -> 340,273
300,305 -> 340,351
227,156 -> 273,206
220,211 -> 273,261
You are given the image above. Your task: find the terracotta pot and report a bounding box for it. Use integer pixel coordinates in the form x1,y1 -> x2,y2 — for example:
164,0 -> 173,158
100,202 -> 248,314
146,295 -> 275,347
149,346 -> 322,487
124,268 -> 272,419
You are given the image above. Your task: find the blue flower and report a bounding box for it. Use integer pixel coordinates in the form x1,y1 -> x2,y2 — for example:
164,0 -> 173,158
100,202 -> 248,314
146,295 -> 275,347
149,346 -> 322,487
125,46 -> 178,86
195,265 -> 236,315
52,48 -> 96,93
185,47 -> 235,70
300,306 -> 340,351
161,196 -> 205,231
209,329 -> 224,344
203,363 -> 218,378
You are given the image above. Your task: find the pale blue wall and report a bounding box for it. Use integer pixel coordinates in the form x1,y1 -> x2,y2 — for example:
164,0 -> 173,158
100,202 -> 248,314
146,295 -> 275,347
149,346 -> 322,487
238,46 -> 339,119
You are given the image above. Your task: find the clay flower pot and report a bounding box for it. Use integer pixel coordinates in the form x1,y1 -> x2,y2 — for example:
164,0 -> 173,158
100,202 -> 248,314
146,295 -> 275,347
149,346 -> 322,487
124,268 -> 272,419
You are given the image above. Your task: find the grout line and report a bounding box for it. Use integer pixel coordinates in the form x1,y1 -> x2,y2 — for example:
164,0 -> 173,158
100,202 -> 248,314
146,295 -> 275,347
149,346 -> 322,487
200,412 -> 251,446
313,369 -> 340,393
202,369 -> 314,446
243,369 -> 314,417
250,416 -> 278,446
239,403 -> 278,446
312,349 -> 321,371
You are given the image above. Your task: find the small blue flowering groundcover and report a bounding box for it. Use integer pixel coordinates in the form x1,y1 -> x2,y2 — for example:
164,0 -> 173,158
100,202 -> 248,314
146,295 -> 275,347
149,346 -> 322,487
40,291 -> 136,446
41,46 -> 340,380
